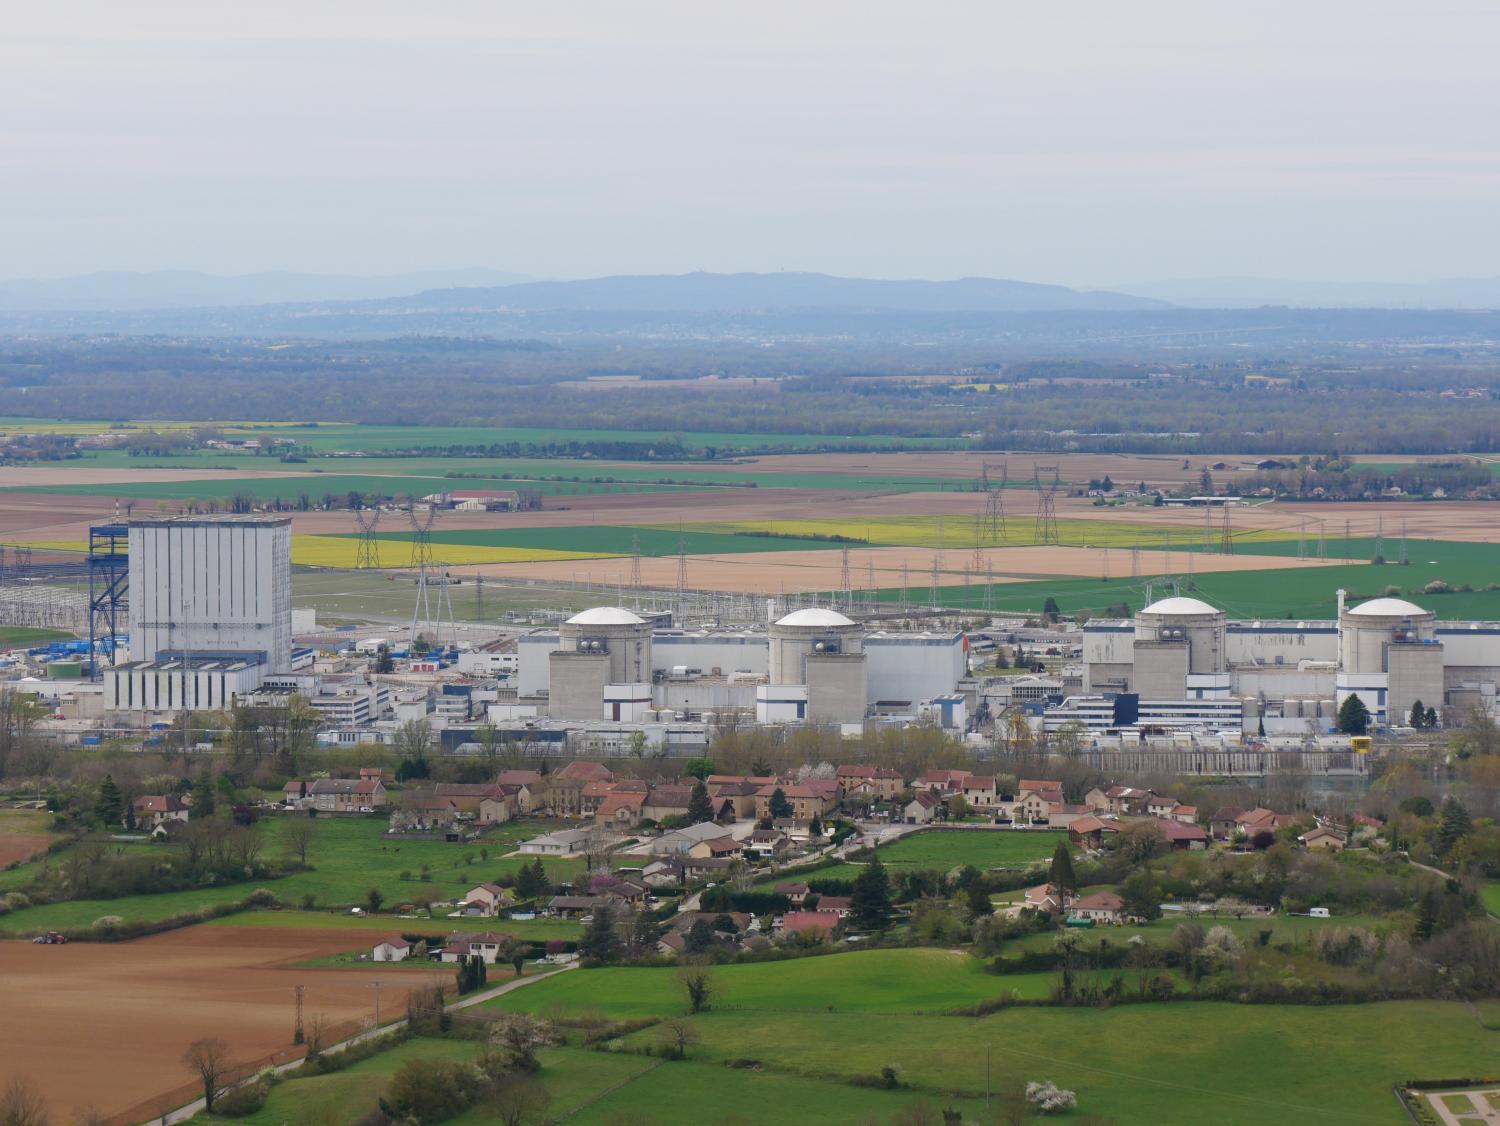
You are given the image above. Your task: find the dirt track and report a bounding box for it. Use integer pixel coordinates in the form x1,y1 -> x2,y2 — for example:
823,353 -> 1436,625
0,925 -> 445,1123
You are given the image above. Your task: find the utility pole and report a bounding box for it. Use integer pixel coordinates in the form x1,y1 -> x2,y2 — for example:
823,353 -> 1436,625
294,984 -> 305,1045
372,980 -> 382,1026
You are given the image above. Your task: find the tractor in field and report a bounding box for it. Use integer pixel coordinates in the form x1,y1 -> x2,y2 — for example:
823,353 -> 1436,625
30,931 -> 68,945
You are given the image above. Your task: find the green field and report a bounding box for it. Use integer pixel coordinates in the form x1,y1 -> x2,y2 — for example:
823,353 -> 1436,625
1482,882 -> 1500,916
0,626 -> 79,648
766,830 -> 1067,886
0,818 -> 581,936
485,948 -> 1046,1019
598,1000 -> 1492,1124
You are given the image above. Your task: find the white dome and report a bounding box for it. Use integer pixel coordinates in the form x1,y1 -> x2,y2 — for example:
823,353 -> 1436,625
775,607 -> 855,628
566,606 -> 646,626
1347,597 -> 1428,618
1141,596 -> 1220,616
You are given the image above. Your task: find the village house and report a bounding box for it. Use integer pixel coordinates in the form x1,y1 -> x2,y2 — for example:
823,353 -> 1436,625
1022,883 -> 1073,915
1067,814 -> 1122,850
903,790 -> 942,824
641,857 -> 686,888
132,794 -> 189,831
297,777 -> 387,813
835,765 -> 903,801
478,788 -> 522,825
1000,789 -> 1052,825
463,882 -> 516,917
708,780 -> 761,821
754,783 -> 834,823
372,937 -> 412,962
960,776 -> 998,810
594,790 -> 647,828
744,828 -> 792,860
439,931 -> 514,964
1085,785 -> 1153,816
686,835 -> 742,860
1067,891 -> 1126,925
777,910 -> 841,938
1299,825 -> 1348,852
1236,807 -> 1294,838
775,881 -> 811,906
813,895 -> 852,918
641,784 -> 694,823
918,769 -> 971,796
518,827 -> 597,856
1019,779 -> 1065,806
1209,807 -> 1245,840
1155,819 -> 1210,851
547,894 -> 617,919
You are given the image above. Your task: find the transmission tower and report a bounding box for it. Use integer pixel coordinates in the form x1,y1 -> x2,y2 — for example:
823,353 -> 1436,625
473,572 -> 484,621
1219,506 -> 1233,554
1032,464 -> 1060,545
676,537 -> 688,597
935,515 -> 946,572
1398,519 -> 1409,566
15,546 -> 30,576
1101,545 -> 1110,582
411,560 -> 456,650
982,561 -> 995,612
866,558 -> 876,606
929,557 -> 941,607
839,546 -> 852,607
1375,516 -> 1385,562
982,461 -> 1009,541
900,560 -> 909,606
1202,505 -> 1214,554
629,534 -> 642,589
0,545 -> 7,584
407,505 -> 435,571
1318,520 -> 1328,560
354,507 -> 382,570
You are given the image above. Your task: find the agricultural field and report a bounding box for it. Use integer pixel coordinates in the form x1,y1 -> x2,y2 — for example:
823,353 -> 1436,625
0,807 -> 61,868
205,909 -> 583,943
2,923 -> 449,1124
0,817 -> 581,936
291,535 -> 609,568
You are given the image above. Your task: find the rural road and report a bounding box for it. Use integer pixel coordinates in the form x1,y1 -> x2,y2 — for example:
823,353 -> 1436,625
150,963 -> 576,1125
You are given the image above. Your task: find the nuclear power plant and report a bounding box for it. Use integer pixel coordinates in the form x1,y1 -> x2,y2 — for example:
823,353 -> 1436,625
1070,590 -> 1495,734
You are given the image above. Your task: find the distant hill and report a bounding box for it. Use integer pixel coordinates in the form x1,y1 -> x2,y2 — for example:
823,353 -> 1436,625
397,271 -> 1169,313
1117,275 -> 1500,310
0,268 -> 536,311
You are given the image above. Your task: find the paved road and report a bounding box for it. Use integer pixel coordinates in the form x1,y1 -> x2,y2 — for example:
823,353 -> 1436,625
151,964 -> 575,1125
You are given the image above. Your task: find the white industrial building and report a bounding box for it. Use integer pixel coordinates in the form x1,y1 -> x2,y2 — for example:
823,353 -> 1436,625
1074,589 -> 1500,733
106,516 -> 294,714
517,606 -> 965,727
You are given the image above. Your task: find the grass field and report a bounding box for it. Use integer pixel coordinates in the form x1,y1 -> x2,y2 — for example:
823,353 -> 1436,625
598,1000 -> 1495,1124
358,524 -> 844,556
762,830 -> 1067,886
0,818 -> 581,935
0,625 -> 80,647
1482,882 -> 1500,916
486,949 -> 1085,1019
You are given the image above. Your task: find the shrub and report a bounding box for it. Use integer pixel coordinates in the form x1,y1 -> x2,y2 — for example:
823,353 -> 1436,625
1026,1080 -> 1078,1113
246,888 -> 279,907
92,915 -> 126,937
215,1079 -> 270,1117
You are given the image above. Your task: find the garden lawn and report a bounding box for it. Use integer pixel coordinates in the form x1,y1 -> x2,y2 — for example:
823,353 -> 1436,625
1482,882 -> 1500,916
610,1000 -> 1498,1124
484,948 -> 1065,1019
872,828 -> 1068,870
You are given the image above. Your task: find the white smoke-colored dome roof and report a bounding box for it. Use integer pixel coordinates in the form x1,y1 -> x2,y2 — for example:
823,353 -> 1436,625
1141,596 -> 1220,616
566,606 -> 646,626
1347,597 -> 1428,618
775,607 -> 855,628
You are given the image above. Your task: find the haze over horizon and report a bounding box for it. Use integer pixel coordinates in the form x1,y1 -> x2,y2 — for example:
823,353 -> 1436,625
5,1 -> 1499,285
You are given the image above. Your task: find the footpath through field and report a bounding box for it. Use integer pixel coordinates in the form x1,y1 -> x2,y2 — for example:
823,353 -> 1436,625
151,964 -> 576,1125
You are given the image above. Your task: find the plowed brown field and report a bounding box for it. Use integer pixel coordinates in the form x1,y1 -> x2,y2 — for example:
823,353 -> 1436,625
0,925 -> 445,1123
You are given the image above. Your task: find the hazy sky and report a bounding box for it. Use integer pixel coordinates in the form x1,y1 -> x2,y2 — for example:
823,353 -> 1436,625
5,1 -> 1498,284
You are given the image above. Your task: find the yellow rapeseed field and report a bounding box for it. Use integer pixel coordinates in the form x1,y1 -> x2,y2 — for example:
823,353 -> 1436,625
291,535 -> 611,569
